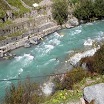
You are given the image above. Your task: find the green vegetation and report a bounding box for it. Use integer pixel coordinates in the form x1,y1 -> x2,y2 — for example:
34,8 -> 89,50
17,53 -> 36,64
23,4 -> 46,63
81,45 -> 104,74
44,90 -> 81,104
94,0 -> 104,19
93,45 -> 104,74
0,20 -> 12,28
44,74 -> 104,104
3,68 -> 86,104
69,0 -> 79,4
44,43 -> 104,103
3,62 -> 104,104
52,0 -> 68,25
7,0 -> 30,17
53,68 -> 87,91
22,0 -> 42,6
0,0 -> 11,18
73,0 -> 104,21
4,79 -> 45,104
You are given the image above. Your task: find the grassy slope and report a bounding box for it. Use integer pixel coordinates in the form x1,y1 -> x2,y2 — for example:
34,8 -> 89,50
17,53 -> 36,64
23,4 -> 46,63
7,0 -> 30,15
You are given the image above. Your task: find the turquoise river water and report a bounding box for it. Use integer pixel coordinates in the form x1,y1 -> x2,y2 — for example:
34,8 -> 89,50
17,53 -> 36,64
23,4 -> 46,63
0,20 -> 104,99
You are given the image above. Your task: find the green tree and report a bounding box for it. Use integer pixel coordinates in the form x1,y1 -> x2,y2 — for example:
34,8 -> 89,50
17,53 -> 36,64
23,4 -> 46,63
52,0 -> 68,25
94,0 -> 104,19
73,0 -> 94,21
73,0 -> 104,21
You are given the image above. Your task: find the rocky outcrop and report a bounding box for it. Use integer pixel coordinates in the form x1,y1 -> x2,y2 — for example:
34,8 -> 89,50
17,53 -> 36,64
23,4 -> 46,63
83,83 -> 104,104
66,16 -> 79,28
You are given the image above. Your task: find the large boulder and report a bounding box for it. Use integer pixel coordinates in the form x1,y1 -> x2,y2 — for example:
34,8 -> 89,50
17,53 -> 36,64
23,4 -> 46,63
68,17 -> 79,26
83,83 -> 104,104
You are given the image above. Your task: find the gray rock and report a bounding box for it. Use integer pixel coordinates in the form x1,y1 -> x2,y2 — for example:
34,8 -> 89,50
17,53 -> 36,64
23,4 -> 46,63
68,17 -> 79,26
83,83 -> 104,104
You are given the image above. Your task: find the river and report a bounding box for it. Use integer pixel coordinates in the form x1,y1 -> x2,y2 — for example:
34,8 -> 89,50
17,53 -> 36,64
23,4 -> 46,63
0,20 -> 104,99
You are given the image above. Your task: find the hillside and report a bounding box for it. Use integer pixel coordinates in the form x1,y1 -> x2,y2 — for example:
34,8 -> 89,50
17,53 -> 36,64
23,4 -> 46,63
0,0 -> 43,18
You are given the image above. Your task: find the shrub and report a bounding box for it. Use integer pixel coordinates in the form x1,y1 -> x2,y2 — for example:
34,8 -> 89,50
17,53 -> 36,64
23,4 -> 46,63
62,67 -> 87,89
80,45 -> 104,74
73,0 -> 94,21
4,79 -> 45,104
52,0 -> 68,25
80,56 -> 95,73
94,0 -> 104,19
93,45 -> 104,74
73,0 -> 104,21
53,68 -> 87,91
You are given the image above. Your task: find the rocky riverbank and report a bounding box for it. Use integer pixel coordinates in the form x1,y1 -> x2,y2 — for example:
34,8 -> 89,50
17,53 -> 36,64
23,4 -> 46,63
0,14 -> 79,59
0,25 -> 61,59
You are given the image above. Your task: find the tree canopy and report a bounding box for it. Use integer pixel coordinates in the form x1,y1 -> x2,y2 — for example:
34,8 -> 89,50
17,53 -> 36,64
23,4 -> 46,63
52,0 -> 68,25
73,0 -> 104,21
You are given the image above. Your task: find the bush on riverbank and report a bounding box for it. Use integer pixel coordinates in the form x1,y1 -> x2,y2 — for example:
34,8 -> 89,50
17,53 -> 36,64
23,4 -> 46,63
73,0 -> 104,21
52,0 -> 68,25
4,79 -> 45,104
93,45 -> 104,74
53,67 -> 87,91
80,45 -> 104,74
